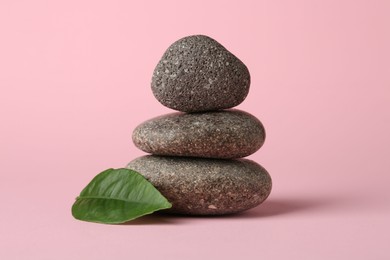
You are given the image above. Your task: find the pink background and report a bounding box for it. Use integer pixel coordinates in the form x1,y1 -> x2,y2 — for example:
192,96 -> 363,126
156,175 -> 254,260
1,0 -> 389,259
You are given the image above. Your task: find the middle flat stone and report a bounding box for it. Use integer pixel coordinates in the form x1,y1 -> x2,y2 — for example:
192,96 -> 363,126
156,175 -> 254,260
132,109 -> 265,159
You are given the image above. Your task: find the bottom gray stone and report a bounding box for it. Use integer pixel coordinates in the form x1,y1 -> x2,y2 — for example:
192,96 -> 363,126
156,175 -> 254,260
126,155 -> 272,215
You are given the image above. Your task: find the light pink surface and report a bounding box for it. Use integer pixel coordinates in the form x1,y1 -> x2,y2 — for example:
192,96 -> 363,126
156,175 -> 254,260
1,0 -> 389,259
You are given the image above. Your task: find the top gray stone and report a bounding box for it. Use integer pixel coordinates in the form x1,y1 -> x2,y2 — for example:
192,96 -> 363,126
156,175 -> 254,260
151,35 -> 250,112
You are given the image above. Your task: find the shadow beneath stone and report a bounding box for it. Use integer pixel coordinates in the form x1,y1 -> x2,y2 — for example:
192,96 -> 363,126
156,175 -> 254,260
160,197 -> 336,220
120,213 -> 187,225
237,197 -> 336,218
121,197 -> 338,224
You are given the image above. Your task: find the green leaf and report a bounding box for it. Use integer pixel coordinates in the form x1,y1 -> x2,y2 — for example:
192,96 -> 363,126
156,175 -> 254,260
72,168 -> 172,224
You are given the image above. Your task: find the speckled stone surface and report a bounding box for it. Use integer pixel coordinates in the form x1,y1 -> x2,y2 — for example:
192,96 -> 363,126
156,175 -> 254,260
126,155 -> 272,215
151,35 -> 250,112
132,109 -> 265,159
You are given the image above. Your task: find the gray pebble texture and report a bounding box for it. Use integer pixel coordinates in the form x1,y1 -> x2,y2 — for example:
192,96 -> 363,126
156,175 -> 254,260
151,35 -> 250,112
132,109 -> 265,159
126,155 -> 272,215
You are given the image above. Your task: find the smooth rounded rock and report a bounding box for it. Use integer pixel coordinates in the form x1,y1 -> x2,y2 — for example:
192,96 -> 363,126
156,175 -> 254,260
126,155 -> 272,215
132,109 -> 265,159
151,35 -> 250,112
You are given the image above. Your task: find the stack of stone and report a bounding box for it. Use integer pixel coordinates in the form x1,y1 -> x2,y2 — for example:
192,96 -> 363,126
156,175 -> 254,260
127,35 -> 271,215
